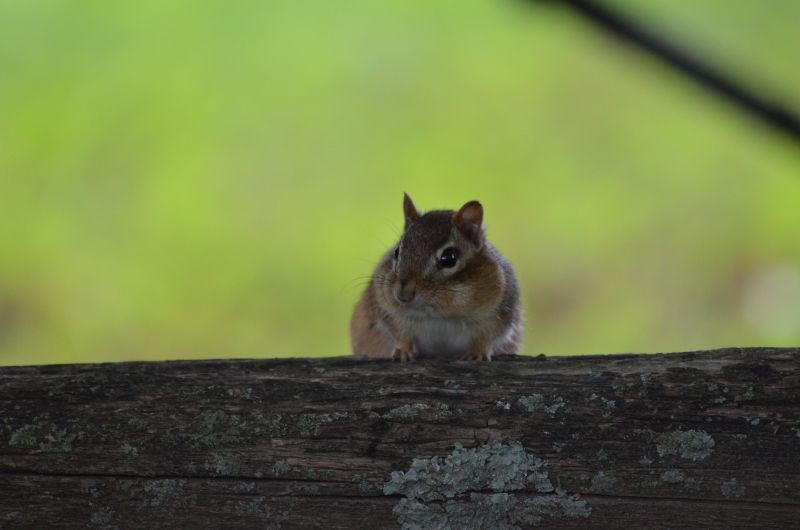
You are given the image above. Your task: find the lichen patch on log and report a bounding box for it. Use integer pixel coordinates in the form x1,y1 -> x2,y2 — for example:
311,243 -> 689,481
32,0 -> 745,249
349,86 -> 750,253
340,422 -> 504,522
1,347 -> 799,528
384,442 -> 590,529
655,430 -> 715,461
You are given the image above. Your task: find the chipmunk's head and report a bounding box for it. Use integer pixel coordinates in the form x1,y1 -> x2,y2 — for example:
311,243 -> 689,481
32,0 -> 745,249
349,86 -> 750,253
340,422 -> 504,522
376,193 -> 501,317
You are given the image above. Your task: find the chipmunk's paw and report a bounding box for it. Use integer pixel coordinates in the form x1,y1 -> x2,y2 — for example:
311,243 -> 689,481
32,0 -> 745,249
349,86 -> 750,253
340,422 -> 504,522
461,350 -> 492,362
392,341 -> 417,362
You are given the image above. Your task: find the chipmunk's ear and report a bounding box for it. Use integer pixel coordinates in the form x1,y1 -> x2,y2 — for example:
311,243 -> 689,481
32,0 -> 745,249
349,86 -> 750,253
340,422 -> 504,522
453,200 -> 484,248
403,192 -> 421,227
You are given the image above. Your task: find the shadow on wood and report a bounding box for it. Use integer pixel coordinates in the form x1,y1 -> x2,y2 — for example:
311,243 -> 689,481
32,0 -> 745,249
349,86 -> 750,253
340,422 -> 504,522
1,347 -> 798,529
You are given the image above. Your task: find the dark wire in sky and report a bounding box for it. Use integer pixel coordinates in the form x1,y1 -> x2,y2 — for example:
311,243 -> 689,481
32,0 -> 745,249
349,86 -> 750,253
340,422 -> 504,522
530,0 -> 800,145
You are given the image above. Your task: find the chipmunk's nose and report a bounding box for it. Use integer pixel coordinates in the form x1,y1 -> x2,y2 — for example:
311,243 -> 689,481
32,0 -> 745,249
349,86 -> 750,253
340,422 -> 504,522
394,279 -> 416,304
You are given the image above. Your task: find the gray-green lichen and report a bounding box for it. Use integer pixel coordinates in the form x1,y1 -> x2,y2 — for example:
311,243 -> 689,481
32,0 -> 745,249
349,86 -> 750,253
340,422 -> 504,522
735,386 -> 755,403
201,410 -> 232,436
517,394 -> 545,413
656,430 -> 715,461
231,496 -> 271,518
121,443 -> 138,456
296,412 -> 348,436
544,397 -> 567,416
226,387 -> 254,400
8,425 -> 37,447
142,479 -> 189,508
172,409 -> 243,448
383,403 -> 455,421
517,394 -> 567,417
359,479 -> 379,494
301,466 -> 319,480
393,492 -> 590,530
721,478 -> 744,499
272,459 -> 291,476
162,409 -> 290,449
434,404 -> 457,418
296,414 -> 323,436
295,484 -> 320,495
384,442 -> 590,529
262,414 -> 287,437
128,417 -> 148,430
234,482 -> 256,493
589,394 -> 616,417
8,420 -> 79,452
590,471 -> 617,493
383,404 -> 428,420
204,452 -> 241,476
384,442 -> 553,500
660,469 -> 685,484
444,380 -> 463,389
495,401 -> 511,411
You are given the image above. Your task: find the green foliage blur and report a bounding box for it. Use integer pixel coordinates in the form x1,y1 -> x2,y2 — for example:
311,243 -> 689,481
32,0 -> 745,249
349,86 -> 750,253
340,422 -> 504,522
1,0 -> 799,366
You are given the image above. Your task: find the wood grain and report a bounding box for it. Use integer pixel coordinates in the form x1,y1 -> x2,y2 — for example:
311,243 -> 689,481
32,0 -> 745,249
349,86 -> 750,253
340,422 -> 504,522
1,348 -> 798,529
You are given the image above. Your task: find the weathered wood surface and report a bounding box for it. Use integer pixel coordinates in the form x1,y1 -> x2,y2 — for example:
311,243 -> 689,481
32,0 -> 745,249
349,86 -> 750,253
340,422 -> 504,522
0,347 -> 798,529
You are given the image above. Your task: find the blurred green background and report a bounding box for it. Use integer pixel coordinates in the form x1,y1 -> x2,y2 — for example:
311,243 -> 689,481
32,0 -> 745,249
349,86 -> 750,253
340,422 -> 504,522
1,0 -> 798,366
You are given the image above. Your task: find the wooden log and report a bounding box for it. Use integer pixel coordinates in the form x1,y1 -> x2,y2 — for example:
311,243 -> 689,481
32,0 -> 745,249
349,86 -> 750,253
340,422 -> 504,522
0,347 -> 798,529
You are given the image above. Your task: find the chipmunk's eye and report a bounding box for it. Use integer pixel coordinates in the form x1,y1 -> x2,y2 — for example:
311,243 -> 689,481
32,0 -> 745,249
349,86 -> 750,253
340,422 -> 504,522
438,247 -> 459,269
394,246 -> 400,260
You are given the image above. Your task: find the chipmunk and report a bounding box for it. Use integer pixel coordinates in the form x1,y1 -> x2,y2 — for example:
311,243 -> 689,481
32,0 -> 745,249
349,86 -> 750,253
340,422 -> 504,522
351,193 -> 523,361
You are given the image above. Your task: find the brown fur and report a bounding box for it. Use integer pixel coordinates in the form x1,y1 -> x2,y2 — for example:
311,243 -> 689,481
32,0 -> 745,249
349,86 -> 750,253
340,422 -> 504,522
351,195 -> 523,361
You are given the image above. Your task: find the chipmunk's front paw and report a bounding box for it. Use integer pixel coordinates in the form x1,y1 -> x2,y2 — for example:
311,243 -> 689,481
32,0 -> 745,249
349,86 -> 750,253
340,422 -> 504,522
461,349 -> 492,362
392,340 -> 417,362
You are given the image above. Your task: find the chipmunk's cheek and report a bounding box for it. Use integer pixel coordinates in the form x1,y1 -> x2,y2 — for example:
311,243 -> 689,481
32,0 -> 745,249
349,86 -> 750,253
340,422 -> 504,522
453,286 -> 472,308
382,283 -> 399,307
441,285 -> 470,310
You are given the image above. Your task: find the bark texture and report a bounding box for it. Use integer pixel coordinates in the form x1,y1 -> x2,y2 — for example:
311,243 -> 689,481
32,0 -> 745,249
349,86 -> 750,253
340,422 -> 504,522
1,347 -> 799,529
